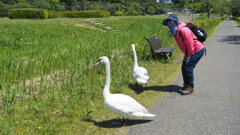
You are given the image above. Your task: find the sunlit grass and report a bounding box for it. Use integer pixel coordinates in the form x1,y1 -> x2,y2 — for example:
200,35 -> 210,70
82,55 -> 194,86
0,16 -> 222,134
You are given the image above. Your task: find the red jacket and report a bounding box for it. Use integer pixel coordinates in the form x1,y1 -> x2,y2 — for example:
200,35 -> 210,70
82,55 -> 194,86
174,22 -> 204,57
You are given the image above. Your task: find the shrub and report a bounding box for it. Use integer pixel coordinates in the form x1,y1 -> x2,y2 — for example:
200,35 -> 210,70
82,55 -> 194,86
0,11 -> 7,17
0,1 -> 11,17
125,8 -> 141,16
147,6 -> 156,15
196,15 -> 207,20
48,10 -> 63,18
61,10 -> 110,18
199,20 -> 207,27
191,21 -> 199,26
115,11 -> 124,16
235,17 -> 240,22
8,8 -> 48,19
221,16 -> 226,20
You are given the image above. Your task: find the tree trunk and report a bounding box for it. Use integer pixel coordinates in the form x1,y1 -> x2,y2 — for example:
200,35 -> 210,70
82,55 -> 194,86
207,9 -> 210,18
207,2 -> 211,18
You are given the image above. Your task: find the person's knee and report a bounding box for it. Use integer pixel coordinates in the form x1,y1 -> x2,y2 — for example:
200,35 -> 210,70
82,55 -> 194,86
184,66 -> 193,72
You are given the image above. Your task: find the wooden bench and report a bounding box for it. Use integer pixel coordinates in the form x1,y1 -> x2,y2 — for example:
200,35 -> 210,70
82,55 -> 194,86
145,36 -> 175,59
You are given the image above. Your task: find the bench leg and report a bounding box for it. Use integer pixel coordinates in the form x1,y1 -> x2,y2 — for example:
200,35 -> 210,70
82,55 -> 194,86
165,53 -> 168,60
152,52 -> 172,60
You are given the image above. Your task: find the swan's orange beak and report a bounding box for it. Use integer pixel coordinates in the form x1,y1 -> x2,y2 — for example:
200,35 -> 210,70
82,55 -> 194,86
95,61 -> 101,66
95,59 -> 101,66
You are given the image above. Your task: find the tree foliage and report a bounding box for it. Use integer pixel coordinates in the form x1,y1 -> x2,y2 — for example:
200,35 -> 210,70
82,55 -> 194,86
183,0 -> 234,18
0,0 -> 238,17
0,0 -> 161,16
229,0 -> 240,17
147,6 -> 155,14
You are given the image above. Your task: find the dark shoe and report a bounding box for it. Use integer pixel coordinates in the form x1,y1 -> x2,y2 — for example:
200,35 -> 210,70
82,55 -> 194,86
180,84 -> 193,95
181,83 -> 188,90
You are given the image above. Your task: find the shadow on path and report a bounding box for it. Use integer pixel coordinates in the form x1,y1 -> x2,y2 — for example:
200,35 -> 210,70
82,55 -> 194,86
128,84 -> 182,94
85,119 -> 152,128
220,35 -> 240,45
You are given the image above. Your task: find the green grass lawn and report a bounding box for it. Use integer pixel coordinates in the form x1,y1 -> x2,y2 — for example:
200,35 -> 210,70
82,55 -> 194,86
0,16 -> 222,135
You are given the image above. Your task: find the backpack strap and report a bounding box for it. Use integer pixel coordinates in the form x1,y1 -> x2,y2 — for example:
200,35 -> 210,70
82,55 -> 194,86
179,26 -> 198,41
179,27 -> 188,57
178,27 -> 184,41
179,26 -> 207,57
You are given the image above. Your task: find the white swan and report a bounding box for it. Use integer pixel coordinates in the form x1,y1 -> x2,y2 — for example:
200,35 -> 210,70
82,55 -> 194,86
95,56 -> 155,126
131,44 -> 149,86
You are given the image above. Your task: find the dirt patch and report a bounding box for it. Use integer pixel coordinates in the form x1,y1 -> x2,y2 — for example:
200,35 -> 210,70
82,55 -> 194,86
11,70 -> 70,91
74,24 -> 106,32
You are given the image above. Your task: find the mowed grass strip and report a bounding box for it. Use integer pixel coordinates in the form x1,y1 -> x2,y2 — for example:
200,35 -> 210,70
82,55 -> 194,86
0,16 -> 222,135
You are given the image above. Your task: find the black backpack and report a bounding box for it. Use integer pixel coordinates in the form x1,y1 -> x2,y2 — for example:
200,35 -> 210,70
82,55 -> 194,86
180,23 -> 207,42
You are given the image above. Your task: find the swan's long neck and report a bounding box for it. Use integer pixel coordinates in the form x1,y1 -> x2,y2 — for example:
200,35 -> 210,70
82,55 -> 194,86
103,60 -> 111,98
132,46 -> 139,68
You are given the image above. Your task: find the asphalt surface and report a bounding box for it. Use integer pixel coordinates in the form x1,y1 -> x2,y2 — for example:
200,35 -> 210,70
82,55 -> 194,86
127,20 -> 240,135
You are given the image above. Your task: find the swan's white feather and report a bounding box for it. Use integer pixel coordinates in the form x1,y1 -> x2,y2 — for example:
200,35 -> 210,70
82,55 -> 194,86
133,67 -> 149,81
97,56 -> 155,120
104,94 -> 155,119
131,44 -> 150,85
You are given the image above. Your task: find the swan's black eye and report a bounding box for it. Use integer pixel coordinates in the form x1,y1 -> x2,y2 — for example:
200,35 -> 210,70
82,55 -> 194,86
97,59 -> 102,62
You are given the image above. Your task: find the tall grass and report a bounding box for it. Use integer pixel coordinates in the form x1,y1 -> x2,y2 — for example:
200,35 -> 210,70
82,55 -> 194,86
0,16 -> 222,134
0,16 -> 177,134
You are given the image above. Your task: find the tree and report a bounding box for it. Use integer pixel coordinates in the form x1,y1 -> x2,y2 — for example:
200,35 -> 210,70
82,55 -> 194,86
229,0 -> 240,17
201,0 -> 214,18
0,1 -> 12,16
184,0 -> 202,20
12,2 -> 31,8
147,6 -> 155,14
212,0 -> 230,17
49,0 -> 65,11
0,0 -> 17,4
31,0 -> 65,11
60,0 -> 77,10
0,0 -> 164,15
31,0 -> 52,9
123,1 -> 143,15
17,0 -> 28,2
184,0 -> 219,18
171,0 -> 181,4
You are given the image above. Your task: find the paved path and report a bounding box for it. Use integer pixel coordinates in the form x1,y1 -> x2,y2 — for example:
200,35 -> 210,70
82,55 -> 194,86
127,20 -> 240,135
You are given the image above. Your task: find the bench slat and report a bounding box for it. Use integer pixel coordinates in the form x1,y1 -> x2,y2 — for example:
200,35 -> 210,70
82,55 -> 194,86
146,36 -> 175,59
